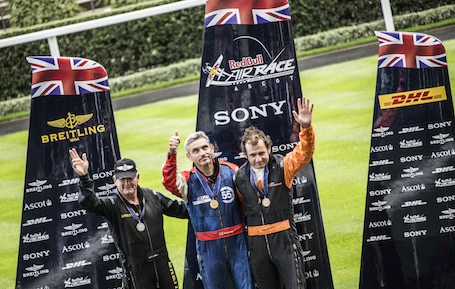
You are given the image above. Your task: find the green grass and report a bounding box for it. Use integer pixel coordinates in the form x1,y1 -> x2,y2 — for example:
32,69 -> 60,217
1,39 -> 454,289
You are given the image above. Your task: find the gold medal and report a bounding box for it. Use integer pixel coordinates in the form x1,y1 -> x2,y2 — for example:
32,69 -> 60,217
136,222 -> 145,232
262,197 -> 271,207
210,199 -> 219,209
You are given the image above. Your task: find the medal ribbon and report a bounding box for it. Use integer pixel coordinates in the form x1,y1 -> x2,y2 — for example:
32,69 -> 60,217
116,190 -> 145,223
250,165 -> 269,199
195,168 -> 221,201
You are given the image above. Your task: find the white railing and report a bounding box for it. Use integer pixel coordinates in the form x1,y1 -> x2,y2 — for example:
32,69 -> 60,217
0,0 -> 205,56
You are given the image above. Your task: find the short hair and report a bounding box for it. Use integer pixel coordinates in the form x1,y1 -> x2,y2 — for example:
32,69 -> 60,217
240,126 -> 273,153
184,131 -> 210,151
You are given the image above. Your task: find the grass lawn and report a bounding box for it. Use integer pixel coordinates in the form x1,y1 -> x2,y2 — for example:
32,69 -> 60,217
0,39 -> 454,289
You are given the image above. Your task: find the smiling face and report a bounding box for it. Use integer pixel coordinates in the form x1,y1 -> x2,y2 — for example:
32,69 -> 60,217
186,138 -> 215,169
113,173 -> 139,201
244,139 -> 270,169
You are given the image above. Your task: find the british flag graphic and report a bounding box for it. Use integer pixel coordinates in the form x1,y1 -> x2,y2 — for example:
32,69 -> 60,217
375,31 -> 447,69
27,56 -> 109,97
204,0 -> 290,27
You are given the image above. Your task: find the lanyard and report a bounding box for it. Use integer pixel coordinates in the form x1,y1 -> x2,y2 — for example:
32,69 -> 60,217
194,168 -> 221,200
116,190 -> 145,223
249,165 -> 269,199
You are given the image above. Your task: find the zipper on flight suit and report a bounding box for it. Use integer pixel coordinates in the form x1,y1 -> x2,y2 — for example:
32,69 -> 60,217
260,211 -> 273,261
143,210 -> 161,288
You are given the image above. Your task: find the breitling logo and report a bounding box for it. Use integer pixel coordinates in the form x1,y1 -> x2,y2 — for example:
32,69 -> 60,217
41,112 -> 106,144
47,112 -> 93,129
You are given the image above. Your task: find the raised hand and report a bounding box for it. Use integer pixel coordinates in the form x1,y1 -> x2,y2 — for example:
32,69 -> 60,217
69,148 -> 89,176
292,96 -> 314,128
169,130 -> 180,154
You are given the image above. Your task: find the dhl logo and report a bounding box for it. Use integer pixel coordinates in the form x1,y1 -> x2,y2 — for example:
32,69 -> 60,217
379,86 -> 447,109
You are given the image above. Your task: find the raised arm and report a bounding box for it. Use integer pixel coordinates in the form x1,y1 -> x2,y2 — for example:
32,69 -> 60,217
284,97 -> 316,187
162,130 -> 189,201
69,148 -> 112,216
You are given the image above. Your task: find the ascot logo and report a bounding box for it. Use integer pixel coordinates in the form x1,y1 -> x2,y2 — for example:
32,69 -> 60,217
431,149 -> 455,158
401,167 -> 423,179
399,139 -> 423,149
64,276 -> 91,287
370,144 -> 393,153
305,269 -> 320,280
26,179 -> 52,193
440,226 -> 455,234
372,126 -> 393,138
62,241 -> 90,254
41,112 -> 106,144
203,37 -> 295,88
430,133 -> 454,145
22,264 -> 49,278
61,223 -> 88,237
24,199 -> 52,211
369,219 -> 392,228
402,183 -> 425,193
398,126 -> 424,134
292,175 -> 308,186
22,232 -> 49,243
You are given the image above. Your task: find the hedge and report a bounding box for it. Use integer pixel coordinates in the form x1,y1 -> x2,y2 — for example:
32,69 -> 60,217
0,0 -> 452,101
2,4 -> 454,118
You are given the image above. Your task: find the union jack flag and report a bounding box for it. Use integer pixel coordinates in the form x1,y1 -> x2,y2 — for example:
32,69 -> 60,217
27,56 -> 109,97
204,0 -> 290,27
375,31 -> 447,68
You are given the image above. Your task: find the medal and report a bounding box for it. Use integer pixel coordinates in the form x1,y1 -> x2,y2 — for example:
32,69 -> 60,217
210,199 -> 219,209
136,222 -> 145,232
262,197 -> 271,207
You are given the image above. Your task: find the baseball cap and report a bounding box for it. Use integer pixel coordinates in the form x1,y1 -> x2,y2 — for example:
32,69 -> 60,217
114,158 -> 138,180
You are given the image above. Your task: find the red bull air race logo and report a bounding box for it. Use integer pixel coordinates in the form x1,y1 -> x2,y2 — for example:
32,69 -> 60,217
203,36 -> 295,88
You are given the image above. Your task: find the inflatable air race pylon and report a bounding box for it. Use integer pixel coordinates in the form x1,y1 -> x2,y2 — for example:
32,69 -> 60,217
360,31 -> 455,289
15,56 -> 123,288
183,1 -> 335,288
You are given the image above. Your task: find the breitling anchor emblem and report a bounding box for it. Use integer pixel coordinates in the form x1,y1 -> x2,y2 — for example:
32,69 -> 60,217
47,112 -> 93,129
